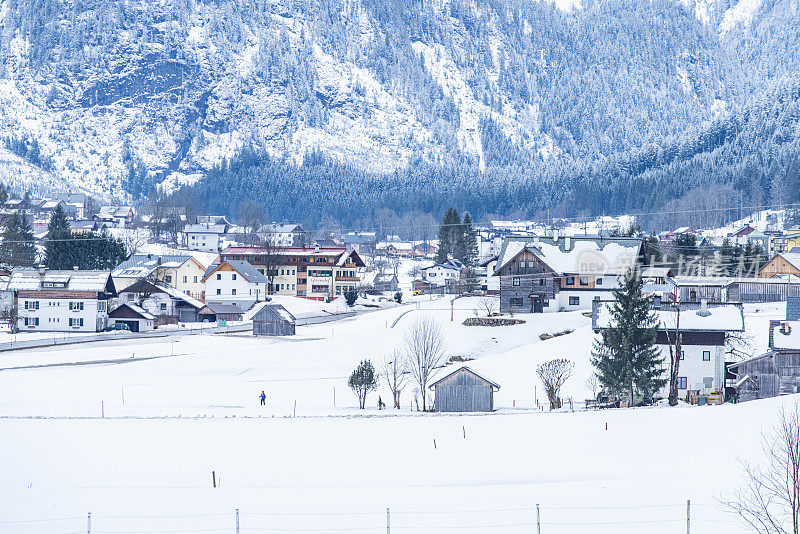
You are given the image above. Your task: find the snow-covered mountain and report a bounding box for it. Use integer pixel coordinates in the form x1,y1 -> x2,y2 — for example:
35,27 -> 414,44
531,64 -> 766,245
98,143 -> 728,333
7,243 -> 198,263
0,0 -> 798,212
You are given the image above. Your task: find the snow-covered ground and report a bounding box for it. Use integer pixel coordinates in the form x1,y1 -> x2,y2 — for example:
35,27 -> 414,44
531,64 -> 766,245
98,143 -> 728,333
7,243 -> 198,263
0,297 -> 790,532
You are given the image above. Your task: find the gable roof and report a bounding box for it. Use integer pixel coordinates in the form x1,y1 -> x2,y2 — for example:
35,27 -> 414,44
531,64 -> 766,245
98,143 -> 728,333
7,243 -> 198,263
252,303 -> 296,324
109,303 -> 156,320
202,260 -> 268,283
495,235 -> 643,276
8,269 -> 114,293
592,301 -> 745,333
422,259 -> 465,271
200,302 -> 245,315
113,254 -> 200,279
185,223 -> 227,234
428,366 -> 501,390
118,279 -> 204,309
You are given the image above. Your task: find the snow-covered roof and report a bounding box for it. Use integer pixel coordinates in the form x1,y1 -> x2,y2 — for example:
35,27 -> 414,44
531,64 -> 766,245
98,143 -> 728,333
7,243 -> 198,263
495,236 -> 642,276
202,260 -> 268,283
8,269 -> 112,292
251,303 -> 296,324
428,366 -> 501,390
775,253 -> 800,271
642,267 -> 674,279
112,254 -> 196,278
771,321 -> 800,350
258,223 -> 303,234
202,302 -> 245,315
593,302 -> 745,332
185,223 -> 227,234
112,303 -> 156,320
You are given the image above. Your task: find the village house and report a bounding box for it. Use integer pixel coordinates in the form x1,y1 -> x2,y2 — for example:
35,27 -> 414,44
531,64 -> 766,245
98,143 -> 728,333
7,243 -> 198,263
184,222 -> 229,252
769,230 -> 800,256
593,300 -> 745,401
494,235 -> 643,313
94,206 -> 135,228
256,223 -> 307,247
219,245 -> 365,301
10,269 -> 115,332
337,232 -> 377,255
376,241 -> 414,257
758,252 -> 800,279
117,279 -> 205,324
197,302 -> 245,323
421,259 -> 465,288
112,254 -> 207,300
202,260 -> 268,310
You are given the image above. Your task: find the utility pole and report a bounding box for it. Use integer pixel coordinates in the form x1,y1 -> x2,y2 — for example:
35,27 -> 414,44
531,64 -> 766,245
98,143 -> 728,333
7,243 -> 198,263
87,512 -> 91,534
235,508 -> 240,534
536,504 -> 541,534
386,507 -> 390,534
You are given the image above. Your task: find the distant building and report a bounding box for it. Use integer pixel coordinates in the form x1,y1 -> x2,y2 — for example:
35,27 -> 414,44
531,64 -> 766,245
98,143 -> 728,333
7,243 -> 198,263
202,260 -> 268,310
494,235 -> 642,313
429,367 -> 500,412
112,254 -> 206,299
185,223 -> 229,252
10,269 -> 115,332
594,300 -> 744,401
94,206 -> 135,228
421,259 -> 465,287
257,223 -> 306,247
338,232 -> 377,254
758,252 -> 800,279
117,279 -> 204,324
108,303 -> 156,332
198,302 -> 244,323
252,304 -> 296,336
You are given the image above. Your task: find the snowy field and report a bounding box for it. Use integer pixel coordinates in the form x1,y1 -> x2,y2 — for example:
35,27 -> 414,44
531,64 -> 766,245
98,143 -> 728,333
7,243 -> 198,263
0,297 -> 790,533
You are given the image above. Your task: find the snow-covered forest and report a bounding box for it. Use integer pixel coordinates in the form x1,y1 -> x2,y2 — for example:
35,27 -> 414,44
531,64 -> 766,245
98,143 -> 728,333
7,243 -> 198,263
1,0 -> 799,226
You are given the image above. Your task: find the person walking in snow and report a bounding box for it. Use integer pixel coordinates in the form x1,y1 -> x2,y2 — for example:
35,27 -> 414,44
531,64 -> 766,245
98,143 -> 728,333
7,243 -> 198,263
260,391 -> 266,406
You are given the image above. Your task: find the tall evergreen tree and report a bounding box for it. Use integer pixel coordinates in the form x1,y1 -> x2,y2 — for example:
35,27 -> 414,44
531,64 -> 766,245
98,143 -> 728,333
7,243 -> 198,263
0,211 -> 36,266
460,212 -> 478,265
591,269 -> 666,404
436,208 -> 461,263
44,204 -> 73,269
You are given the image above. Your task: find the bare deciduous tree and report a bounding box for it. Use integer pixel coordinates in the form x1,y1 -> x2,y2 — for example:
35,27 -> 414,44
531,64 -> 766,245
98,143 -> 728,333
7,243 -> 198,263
664,304 -> 682,407
724,403 -> 800,534
586,372 -> 599,400
537,358 -> 574,410
380,349 -> 408,409
403,315 -> 446,411
478,296 -> 498,317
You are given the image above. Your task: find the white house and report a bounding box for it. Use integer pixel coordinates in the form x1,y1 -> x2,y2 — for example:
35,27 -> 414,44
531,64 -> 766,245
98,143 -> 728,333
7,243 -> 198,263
421,259 -> 465,287
10,269 -> 115,332
185,223 -> 228,252
94,206 -> 135,228
257,223 -> 306,247
117,279 -> 204,323
202,260 -> 268,310
593,300 -> 745,400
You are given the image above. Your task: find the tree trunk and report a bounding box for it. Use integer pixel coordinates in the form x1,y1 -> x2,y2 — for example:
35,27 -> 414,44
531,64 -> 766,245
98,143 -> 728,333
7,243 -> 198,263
393,390 -> 400,409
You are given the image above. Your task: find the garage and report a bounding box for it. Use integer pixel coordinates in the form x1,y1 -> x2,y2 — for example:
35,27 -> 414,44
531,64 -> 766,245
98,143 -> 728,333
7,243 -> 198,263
108,303 -> 156,332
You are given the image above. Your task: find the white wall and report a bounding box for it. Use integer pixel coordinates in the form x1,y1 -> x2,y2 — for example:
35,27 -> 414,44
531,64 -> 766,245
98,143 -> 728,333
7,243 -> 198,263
187,232 -> 221,252
655,344 -> 725,399
205,271 -> 266,310
18,297 -> 107,332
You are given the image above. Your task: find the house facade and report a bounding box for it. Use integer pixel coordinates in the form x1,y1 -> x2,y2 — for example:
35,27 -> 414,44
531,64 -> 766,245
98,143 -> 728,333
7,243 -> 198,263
117,280 -> 204,323
421,259 -> 465,287
593,300 -> 744,401
495,235 -> 643,313
219,245 -> 365,301
112,254 -> 207,299
202,260 -> 268,309
429,367 -> 500,412
10,269 -> 115,332
257,223 -> 306,247
758,252 -> 800,279
728,320 -> 800,401
185,223 -> 228,252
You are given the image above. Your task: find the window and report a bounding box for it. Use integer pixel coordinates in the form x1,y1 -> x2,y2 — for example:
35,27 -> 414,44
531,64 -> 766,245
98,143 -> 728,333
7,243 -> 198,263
216,289 -> 222,295
216,273 -> 222,280
679,350 -> 685,360
678,377 -> 688,389
596,278 -> 603,286
24,317 -> 39,327
539,278 -> 545,286
98,301 -> 107,312
183,276 -> 187,283
165,275 -> 172,284
232,273 -> 237,281
69,318 -> 84,327
579,276 -> 589,286
127,294 -> 135,301
513,277 -> 520,286
232,289 -> 237,295
160,303 -> 167,311
193,276 -> 198,283
71,302 -> 84,311
569,296 -> 580,306
566,276 -> 575,285
703,350 -> 711,361
24,301 -> 39,310
510,297 -> 523,307
292,284 -> 295,290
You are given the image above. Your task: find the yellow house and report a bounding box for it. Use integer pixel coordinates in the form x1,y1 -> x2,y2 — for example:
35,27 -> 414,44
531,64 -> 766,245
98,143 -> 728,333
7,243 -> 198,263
112,254 -> 207,301
769,230 -> 800,256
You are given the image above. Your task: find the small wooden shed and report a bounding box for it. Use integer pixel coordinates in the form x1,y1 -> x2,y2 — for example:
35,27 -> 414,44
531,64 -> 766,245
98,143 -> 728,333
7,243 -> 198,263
108,303 -> 156,332
429,366 -> 500,412
198,303 -> 244,322
252,304 -> 296,336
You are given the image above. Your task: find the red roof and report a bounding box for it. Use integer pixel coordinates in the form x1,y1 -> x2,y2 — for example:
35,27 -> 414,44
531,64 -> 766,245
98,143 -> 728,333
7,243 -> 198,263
221,246 -> 347,255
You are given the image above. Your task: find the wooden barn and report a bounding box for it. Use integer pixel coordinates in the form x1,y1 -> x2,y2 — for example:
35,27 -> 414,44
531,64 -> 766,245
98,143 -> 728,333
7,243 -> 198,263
252,304 -> 296,336
429,367 -> 500,412
728,320 -> 800,401
198,302 -> 244,323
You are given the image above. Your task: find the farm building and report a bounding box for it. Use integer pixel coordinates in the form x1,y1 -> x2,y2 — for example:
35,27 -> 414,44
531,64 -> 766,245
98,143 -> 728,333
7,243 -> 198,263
108,303 -> 155,332
429,367 -> 500,412
728,320 -> 800,401
252,304 -> 296,336
198,303 -> 244,323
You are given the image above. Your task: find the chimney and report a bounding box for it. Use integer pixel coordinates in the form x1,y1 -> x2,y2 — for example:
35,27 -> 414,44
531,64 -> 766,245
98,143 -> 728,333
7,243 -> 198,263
37,264 -> 46,276
564,236 -> 571,250
314,243 -> 320,253
73,266 -> 79,271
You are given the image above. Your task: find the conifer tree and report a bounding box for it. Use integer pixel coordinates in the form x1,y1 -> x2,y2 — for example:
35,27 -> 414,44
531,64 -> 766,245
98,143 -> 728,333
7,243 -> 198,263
591,269 -> 666,404
436,208 -> 461,262
460,212 -> 478,265
0,211 -> 36,266
44,204 -> 73,269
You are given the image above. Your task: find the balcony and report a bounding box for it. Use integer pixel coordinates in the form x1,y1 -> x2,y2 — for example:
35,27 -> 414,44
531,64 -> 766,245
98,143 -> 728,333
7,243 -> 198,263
335,277 -> 360,282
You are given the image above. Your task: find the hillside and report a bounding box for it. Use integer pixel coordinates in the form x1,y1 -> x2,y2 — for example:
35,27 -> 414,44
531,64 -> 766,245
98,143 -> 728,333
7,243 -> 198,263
0,0 -> 799,221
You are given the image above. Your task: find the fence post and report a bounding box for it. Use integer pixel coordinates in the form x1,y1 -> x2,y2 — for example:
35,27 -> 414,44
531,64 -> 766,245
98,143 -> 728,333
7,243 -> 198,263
236,508 -> 240,534
536,504 -> 541,534
386,507 -> 390,534
686,499 -> 690,534
87,512 -> 91,534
